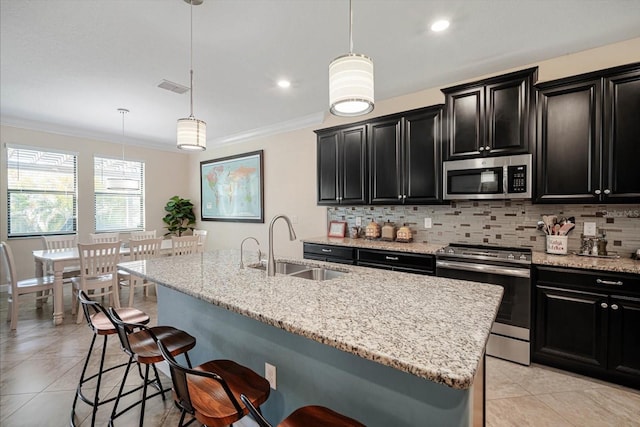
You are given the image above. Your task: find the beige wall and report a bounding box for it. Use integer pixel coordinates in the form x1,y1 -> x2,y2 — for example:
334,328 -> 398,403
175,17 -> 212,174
1,126 -> 190,279
187,37 -> 640,257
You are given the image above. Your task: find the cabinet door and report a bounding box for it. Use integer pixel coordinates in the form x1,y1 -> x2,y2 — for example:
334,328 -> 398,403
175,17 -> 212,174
535,79 -> 602,203
486,75 -> 531,155
340,125 -> 367,204
535,285 -> 607,369
317,131 -> 340,205
445,86 -> 484,159
603,68 -> 640,203
369,117 -> 402,204
608,295 -> 640,377
404,108 -> 442,204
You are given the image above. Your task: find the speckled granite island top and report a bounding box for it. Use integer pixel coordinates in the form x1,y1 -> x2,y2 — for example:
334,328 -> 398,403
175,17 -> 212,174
118,250 -> 503,390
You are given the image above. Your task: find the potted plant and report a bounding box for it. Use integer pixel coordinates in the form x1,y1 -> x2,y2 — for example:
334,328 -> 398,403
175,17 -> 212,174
162,196 -> 196,236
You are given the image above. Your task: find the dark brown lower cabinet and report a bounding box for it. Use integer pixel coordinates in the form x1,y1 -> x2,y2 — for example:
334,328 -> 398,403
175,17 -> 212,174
534,267 -> 640,389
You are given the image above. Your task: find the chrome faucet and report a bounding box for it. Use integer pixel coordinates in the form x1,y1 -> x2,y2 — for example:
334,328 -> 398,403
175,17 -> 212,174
240,237 -> 261,269
267,214 -> 297,277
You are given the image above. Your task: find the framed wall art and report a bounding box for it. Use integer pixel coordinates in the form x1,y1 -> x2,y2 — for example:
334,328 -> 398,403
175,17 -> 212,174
328,221 -> 346,237
200,150 -> 264,223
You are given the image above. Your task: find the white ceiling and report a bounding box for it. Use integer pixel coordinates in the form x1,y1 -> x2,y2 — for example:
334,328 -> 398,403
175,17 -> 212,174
2,0 -> 640,152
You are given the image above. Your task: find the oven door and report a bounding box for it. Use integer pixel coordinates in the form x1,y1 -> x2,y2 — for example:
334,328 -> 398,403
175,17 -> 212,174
435,259 -> 530,331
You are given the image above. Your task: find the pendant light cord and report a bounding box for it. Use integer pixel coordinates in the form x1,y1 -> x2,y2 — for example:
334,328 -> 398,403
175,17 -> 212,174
349,0 -> 353,53
189,0 -> 194,118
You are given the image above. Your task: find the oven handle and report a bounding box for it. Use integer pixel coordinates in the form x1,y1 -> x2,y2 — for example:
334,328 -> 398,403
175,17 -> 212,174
436,260 -> 530,278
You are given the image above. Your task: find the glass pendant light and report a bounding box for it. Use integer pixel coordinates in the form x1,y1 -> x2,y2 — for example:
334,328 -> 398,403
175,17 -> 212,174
107,108 -> 140,190
177,0 -> 207,151
329,0 -> 374,117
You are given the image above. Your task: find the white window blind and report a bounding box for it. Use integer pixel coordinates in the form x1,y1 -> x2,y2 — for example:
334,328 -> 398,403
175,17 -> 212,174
6,145 -> 77,237
94,156 -> 145,232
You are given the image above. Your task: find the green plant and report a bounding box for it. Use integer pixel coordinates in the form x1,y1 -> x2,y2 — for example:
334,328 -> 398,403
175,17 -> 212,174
162,196 -> 196,236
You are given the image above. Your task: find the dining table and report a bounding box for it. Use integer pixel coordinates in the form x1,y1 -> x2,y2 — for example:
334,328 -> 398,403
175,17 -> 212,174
32,239 -> 175,326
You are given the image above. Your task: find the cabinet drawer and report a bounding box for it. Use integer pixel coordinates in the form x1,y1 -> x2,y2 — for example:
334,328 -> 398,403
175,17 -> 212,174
357,249 -> 434,273
536,266 -> 640,297
303,243 -> 354,260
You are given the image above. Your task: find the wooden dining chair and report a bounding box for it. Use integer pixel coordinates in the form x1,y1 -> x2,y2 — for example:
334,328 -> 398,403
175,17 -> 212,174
157,339 -> 270,427
130,230 -> 157,240
1,241 -> 55,331
124,237 -> 162,306
171,235 -> 200,256
41,234 -> 81,280
71,241 -> 121,324
90,232 -> 120,243
193,229 -> 208,253
240,394 -> 365,427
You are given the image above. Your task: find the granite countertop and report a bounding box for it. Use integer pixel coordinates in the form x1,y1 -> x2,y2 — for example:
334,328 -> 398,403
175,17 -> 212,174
118,250 -> 503,390
302,236 -> 444,255
303,237 -> 640,274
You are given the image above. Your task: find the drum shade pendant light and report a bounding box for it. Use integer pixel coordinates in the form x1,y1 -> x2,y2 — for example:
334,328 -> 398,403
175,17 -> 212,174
107,108 -> 140,190
177,0 -> 206,151
329,0 -> 374,116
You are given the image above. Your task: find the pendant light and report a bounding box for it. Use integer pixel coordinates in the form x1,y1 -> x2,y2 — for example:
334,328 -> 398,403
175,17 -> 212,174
107,108 -> 140,190
329,0 -> 374,117
177,0 -> 206,151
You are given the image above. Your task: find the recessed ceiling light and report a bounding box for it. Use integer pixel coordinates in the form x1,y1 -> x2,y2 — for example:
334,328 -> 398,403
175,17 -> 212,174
431,19 -> 450,32
277,80 -> 291,88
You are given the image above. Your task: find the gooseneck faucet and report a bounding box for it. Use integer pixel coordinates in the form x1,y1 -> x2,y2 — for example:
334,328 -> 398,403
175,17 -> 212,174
240,237 -> 261,269
267,214 -> 297,277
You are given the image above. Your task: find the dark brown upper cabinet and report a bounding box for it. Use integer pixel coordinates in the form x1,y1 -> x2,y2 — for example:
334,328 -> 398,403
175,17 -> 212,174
536,63 -> 640,203
316,124 -> 367,205
442,67 -> 537,160
368,106 -> 443,204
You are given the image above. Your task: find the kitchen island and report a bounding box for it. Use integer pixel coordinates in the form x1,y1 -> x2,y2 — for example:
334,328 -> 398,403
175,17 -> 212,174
118,249 -> 503,426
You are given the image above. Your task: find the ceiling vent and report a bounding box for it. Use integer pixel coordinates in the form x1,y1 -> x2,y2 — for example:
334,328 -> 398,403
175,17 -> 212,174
157,79 -> 190,94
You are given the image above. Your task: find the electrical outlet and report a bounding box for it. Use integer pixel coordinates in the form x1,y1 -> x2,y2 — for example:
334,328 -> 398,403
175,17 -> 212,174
265,363 -> 277,390
355,216 -> 362,226
424,218 -> 432,229
584,222 -> 597,236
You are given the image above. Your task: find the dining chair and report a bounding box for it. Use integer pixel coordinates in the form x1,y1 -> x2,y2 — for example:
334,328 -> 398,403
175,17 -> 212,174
41,234 -> 81,279
171,235 -> 200,256
72,290 -> 150,427
71,241 -> 121,324
240,395 -> 365,427
90,232 -> 120,243
130,230 -> 157,240
124,237 -> 162,306
1,241 -> 55,331
106,308 -> 196,427
193,229 -> 208,253
157,339 -> 270,427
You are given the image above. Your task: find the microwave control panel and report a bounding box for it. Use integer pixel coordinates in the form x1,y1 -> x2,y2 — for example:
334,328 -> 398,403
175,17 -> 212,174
507,165 -> 528,193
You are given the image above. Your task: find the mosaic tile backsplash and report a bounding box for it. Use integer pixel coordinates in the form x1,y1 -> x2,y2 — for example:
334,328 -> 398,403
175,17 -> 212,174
327,202 -> 640,257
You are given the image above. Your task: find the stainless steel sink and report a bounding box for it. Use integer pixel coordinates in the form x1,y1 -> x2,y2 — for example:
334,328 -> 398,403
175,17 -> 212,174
249,261 -> 346,281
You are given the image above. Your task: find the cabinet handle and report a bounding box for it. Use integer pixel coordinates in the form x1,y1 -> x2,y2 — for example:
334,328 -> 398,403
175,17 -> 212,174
596,279 -> 623,286
485,146 -> 491,151
600,302 -> 608,309
398,195 -> 402,199
595,189 -> 602,195
604,189 -> 611,195
479,147 -> 485,151
321,249 -> 332,253
611,304 -> 619,310
385,256 -> 399,261
403,195 -> 407,199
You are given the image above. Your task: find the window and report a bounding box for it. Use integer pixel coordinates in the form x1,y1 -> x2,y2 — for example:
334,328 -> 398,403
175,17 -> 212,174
6,145 -> 77,237
94,156 -> 145,232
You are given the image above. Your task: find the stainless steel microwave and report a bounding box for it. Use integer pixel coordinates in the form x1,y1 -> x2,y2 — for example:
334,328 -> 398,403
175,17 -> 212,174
443,154 -> 532,200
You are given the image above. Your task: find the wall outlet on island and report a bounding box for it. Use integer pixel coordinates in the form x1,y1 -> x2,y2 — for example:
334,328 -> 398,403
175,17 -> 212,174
265,362 -> 277,390
424,218 -> 432,229
356,216 -> 362,226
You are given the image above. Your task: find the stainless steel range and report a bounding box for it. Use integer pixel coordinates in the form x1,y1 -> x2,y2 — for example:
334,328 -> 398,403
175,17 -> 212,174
436,243 -> 532,365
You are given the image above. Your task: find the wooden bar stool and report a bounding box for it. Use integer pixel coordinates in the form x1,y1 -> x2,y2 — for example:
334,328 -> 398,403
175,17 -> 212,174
157,340 -> 271,427
106,308 -> 196,427
240,394 -> 366,427
71,291 -> 150,427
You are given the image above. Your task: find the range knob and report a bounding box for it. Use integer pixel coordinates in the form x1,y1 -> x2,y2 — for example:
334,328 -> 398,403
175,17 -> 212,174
507,254 -> 515,260
447,248 -> 455,254
519,254 -> 528,261
437,248 -> 445,253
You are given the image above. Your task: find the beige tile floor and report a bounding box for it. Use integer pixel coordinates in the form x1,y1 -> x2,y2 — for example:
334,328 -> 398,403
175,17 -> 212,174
1,285 -> 639,426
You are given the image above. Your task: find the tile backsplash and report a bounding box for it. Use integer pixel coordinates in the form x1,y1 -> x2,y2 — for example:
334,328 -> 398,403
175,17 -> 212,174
327,202 -> 640,257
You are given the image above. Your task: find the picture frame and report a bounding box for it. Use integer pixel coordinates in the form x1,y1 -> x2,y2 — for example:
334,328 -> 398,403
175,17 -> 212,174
328,221 -> 347,238
200,150 -> 264,223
